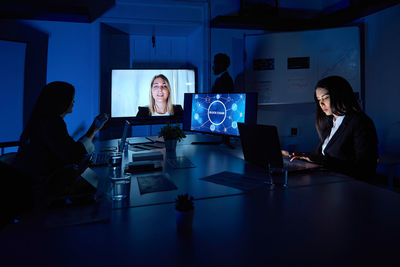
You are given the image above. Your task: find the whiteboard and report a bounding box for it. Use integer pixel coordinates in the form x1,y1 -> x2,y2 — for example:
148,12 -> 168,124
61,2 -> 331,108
244,26 -> 361,104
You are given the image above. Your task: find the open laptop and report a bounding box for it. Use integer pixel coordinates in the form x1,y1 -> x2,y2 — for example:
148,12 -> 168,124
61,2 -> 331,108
237,123 -> 321,172
91,120 -> 130,166
118,120 -> 130,152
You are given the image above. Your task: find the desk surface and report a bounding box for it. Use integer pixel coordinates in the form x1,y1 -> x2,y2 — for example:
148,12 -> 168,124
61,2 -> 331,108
95,135 -> 349,209
1,135 -> 399,266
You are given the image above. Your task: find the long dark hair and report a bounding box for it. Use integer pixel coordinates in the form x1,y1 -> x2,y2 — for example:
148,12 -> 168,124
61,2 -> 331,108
20,81 -> 75,144
314,76 -> 362,140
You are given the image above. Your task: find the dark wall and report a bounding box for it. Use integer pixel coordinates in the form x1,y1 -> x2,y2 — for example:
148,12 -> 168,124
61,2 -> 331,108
0,20 -> 48,128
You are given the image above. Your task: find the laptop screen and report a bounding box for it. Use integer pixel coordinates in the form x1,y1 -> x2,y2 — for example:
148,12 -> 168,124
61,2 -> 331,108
119,120 -> 130,152
238,123 -> 284,168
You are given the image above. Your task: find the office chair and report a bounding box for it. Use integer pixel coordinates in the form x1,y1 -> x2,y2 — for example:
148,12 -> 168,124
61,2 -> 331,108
0,155 -> 33,229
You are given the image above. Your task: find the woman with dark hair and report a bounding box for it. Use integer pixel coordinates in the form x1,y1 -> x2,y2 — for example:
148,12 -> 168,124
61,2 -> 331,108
283,75 -> 378,181
14,81 -> 108,201
136,74 -> 183,117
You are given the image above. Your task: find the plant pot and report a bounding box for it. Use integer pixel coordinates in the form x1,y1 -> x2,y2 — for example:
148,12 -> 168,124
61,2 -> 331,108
175,209 -> 194,230
165,139 -> 177,152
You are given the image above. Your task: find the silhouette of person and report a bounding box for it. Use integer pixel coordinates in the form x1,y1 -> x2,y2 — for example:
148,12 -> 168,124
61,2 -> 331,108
14,81 -> 109,204
210,53 -> 235,148
211,53 -> 234,94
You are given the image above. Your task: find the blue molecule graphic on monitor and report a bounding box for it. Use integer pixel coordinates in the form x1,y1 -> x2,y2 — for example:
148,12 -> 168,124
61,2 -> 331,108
190,93 -> 246,136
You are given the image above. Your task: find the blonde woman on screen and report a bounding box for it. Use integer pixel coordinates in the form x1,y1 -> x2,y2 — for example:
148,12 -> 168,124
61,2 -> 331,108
136,74 -> 183,117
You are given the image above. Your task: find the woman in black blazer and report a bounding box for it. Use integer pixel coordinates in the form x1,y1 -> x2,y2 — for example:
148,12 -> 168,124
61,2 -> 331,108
136,105 -> 183,117
284,76 -> 378,181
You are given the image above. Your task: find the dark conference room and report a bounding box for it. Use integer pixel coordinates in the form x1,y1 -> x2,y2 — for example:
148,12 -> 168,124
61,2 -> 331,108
1,0 -> 400,266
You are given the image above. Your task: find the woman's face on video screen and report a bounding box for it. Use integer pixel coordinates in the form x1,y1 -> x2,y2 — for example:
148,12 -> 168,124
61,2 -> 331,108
151,77 -> 169,103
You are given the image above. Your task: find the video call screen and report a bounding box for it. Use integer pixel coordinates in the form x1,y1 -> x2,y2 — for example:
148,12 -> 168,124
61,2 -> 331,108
111,69 -> 196,118
183,93 -> 258,137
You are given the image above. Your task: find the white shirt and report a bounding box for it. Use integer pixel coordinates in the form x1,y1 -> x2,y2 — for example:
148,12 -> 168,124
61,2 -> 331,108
322,115 -> 345,155
153,111 -> 170,116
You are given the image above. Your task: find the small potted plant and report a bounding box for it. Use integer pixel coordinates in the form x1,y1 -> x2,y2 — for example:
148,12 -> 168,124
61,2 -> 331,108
175,193 -> 194,230
158,123 -> 186,152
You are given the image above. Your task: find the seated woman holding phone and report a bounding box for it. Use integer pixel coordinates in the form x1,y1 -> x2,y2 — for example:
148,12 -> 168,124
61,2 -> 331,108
282,76 -> 378,182
13,81 -> 109,205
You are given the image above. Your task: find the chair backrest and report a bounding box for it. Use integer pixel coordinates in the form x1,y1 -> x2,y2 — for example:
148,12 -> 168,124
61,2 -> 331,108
0,152 -> 17,165
0,141 -> 19,156
382,121 -> 400,156
0,160 -> 33,228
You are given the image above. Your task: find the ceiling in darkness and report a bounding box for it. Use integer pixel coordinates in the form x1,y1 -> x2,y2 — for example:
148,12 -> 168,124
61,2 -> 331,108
0,0 -> 399,29
212,0 -> 400,31
0,0 -> 115,23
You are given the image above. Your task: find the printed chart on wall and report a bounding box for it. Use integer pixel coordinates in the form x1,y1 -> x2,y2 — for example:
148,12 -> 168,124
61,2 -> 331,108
244,26 -> 361,104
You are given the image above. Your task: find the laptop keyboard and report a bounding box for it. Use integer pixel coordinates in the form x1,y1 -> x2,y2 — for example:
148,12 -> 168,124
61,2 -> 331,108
283,160 -> 306,172
283,158 -> 320,172
91,152 -> 110,166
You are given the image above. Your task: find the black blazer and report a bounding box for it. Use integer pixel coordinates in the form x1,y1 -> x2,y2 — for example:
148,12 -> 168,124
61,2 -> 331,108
212,72 -> 234,94
136,105 -> 184,117
308,112 -> 378,180
13,116 -> 87,181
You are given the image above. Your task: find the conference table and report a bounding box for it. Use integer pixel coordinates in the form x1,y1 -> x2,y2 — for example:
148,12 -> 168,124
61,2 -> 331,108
1,135 -> 400,266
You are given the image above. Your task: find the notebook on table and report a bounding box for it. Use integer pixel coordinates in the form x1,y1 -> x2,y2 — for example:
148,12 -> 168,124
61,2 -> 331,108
237,123 -> 321,173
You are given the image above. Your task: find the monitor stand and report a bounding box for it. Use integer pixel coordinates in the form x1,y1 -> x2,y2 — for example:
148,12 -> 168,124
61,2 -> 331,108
191,136 -> 235,149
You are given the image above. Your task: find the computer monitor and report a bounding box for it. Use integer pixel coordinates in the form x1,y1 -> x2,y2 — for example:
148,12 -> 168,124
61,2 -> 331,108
183,93 -> 258,137
110,68 -> 196,124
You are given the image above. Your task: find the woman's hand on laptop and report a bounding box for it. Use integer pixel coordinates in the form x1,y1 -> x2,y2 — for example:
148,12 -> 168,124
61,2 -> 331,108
281,150 -> 290,157
289,152 -> 312,163
282,150 -> 312,162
